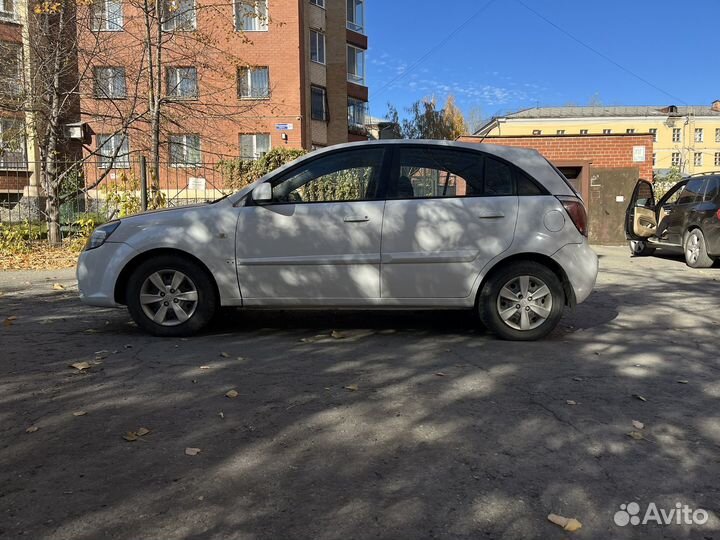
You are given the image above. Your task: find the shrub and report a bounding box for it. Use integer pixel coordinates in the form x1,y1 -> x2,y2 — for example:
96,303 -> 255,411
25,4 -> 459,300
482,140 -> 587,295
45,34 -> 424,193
218,147 -> 307,191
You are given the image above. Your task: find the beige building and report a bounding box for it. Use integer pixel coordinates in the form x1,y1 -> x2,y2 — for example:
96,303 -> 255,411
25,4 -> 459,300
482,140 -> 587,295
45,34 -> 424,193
476,102 -> 720,175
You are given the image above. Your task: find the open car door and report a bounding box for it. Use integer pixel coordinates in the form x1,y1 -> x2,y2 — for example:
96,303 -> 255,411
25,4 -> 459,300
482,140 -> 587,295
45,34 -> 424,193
625,179 -> 657,239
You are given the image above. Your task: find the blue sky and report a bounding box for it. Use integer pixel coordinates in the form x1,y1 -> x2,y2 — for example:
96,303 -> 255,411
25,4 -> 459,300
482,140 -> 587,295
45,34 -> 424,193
366,0 -> 719,126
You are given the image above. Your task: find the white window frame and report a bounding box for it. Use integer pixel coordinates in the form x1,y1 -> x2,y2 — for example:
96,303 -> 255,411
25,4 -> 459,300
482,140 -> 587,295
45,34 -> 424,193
0,118 -> 27,170
238,66 -> 270,99
0,0 -> 16,22
91,0 -> 123,31
626,128 -> 635,134
347,44 -> 365,85
240,133 -> 271,160
162,0 -> 196,32
672,128 -> 681,143
346,0 -> 364,33
97,133 -> 130,169
532,130 -> 542,135
652,153 -> 656,166
579,129 -> 588,135
556,129 -> 565,135
0,41 -> 22,96
310,0 -> 324,7
649,128 -> 657,142
235,0 -> 268,32
310,29 -> 326,64
694,128 -> 703,143
603,128 -> 612,134
166,66 -> 198,99
94,67 -> 126,99
716,128 -> 720,143
694,152 -> 702,167
715,152 -> 720,167
671,152 -> 681,167
348,97 -> 366,128
169,134 -> 202,167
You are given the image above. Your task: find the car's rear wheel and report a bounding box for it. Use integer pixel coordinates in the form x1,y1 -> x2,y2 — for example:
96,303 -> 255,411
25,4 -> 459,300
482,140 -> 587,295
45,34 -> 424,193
684,229 -> 714,268
126,255 -> 218,337
479,262 -> 564,341
629,240 -> 656,257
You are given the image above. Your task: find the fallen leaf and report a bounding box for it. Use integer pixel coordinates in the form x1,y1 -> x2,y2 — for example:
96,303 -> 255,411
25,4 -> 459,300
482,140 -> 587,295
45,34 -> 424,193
677,380 -> 689,384
123,432 -> 138,442
52,283 -> 65,290
185,447 -> 202,456
627,431 -> 645,441
344,384 -> 359,391
632,420 -> 644,430
548,513 -> 582,532
435,372 -> 446,377
220,352 -> 230,358
136,427 -> 151,437
225,389 -> 239,398
25,426 -> 39,433
566,400 -> 577,406
69,362 -> 91,371
632,394 -> 647,402
72,411 -> 87,417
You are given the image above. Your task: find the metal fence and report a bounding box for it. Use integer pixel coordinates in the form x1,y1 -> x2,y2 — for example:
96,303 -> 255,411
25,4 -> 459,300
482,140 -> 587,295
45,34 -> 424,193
0,156 -> 236,241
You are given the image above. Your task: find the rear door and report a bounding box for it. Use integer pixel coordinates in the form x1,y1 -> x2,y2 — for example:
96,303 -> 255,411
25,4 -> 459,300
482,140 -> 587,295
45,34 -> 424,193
625,179 -> 657,239
664,178 -> 705,245
379,146 -> 519,300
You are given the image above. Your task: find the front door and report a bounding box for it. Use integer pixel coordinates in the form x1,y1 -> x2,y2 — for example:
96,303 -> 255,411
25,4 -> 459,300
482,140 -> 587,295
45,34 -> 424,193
625,179 -> 657,239
380,146 -> 518,300
235,147 -> 388,304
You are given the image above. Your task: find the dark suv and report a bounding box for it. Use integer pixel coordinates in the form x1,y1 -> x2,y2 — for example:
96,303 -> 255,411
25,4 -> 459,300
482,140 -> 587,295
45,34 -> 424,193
626,174 -> 720,268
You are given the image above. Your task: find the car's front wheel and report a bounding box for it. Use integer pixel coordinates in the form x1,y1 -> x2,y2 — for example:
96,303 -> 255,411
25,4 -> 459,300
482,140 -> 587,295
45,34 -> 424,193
479,262 -> 564,341
126,255 -> 218,337
629,240 -> 656,257
684,229 -> 715,268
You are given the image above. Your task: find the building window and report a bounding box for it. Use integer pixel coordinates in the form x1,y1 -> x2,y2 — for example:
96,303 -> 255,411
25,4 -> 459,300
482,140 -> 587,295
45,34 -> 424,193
695,128 -> 703,143
235,0 -> 268,31
348,98 -> 366,127
162,0 -> 196,31
694,152 -> 702,167
0,0 -> 15,21
556,129 -> 565,135
0,119 -> 27,169
716,128 -> 720,143
671,152 -> 681,167
169,134 -> 201,166
94,67 -> 126,99
347,45 -> 365,85
0,41 -> 22,96
310,0 -> 324,7
532,129 -> 542,135
91,0 -> 123,30
311,86 -> 328,121
97,133 -> 130,168
238,66 -> 270,99
715,152 -> 720,167
626,128 -> 635,134
652,153 -> 656,166
166,67 -> 198,99
672,128 -> 681,143
579,129 -> 588,135
649,128 -> 657,142
603,128 -> 612,134
240,133 -> 271,160
346,0 -> 364,33
310,30 -> 325,64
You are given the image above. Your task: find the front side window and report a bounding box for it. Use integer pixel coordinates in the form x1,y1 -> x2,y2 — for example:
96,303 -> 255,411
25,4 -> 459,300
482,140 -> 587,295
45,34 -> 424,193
346,0 -> 364,32
97,133 -> 130,168
240,133 -> 271,160
310,30 -> 325,64
162,0 -> 196,31
94,67 -> 126,98
695,128 -> 703,142
0,41 -> 22,96
166,67 -> 198,99
235,0 -> 268,31
0,0 -> 15,21
348,98 -> 366,127
271,148 -> 384,203
672,128 -> 681,142
169,134 -> 201,166
347,45 -> 365,85
91,0 -> 123,30
0,118 -> 27,169
238,66 -> 270,99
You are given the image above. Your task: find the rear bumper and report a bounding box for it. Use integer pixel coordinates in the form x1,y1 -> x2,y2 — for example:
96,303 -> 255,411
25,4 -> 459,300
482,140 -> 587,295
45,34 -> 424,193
76,242 -> 139,307
551,241 -> 598,305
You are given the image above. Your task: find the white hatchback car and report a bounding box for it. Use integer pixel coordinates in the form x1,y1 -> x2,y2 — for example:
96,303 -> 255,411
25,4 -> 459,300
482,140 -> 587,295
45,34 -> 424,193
77,140 -> 598,340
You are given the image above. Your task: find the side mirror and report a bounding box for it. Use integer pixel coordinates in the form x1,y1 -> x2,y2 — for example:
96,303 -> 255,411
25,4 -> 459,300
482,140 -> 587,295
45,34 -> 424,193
252,183 -> 272,204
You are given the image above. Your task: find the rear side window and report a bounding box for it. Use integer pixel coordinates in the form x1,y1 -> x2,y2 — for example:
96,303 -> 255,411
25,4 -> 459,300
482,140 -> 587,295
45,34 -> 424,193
517,171 -> 544,195
703,177 -> 720,202
676,178 -> 705,205
484,157 -> 514,196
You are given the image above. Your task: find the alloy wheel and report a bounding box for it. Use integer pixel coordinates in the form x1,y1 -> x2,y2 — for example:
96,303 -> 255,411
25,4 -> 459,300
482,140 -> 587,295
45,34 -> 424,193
686,234 -> 700,265
139,270 -> 199,326
496,275 -> 553,331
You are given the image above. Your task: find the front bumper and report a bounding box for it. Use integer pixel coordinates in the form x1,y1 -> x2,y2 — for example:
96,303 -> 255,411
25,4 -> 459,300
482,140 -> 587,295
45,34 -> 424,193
76,242 -> 140,307
551,241 -> 598,305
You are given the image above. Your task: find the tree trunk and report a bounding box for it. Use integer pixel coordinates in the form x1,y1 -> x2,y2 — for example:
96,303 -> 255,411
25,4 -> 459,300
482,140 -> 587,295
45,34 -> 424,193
45,185 -> 62,246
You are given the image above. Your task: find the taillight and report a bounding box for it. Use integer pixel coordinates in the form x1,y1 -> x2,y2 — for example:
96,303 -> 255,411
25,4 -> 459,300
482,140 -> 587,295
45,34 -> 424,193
717,208 -> 720,221
557,196 -> 588,237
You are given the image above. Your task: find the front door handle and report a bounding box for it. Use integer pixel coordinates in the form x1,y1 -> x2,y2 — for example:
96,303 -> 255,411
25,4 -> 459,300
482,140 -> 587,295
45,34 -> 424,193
477,212 -> 505,219
344,215 -> 370,223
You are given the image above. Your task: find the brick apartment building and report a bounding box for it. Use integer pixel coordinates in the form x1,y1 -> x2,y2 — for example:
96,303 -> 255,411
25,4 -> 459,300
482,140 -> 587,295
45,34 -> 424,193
80,0 -> 369,173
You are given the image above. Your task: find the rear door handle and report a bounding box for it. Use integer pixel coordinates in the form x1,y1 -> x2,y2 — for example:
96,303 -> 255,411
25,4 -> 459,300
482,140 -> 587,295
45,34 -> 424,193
344,215 -> 370,223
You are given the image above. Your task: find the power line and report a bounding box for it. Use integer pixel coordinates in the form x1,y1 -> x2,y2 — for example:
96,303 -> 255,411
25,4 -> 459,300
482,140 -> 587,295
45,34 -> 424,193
514,0 -> 688,106
372,0 -> 499,100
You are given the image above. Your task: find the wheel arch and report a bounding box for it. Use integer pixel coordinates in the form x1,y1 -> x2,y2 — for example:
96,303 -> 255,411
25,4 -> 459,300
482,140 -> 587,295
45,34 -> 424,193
114,248 -> 220,305
475,252 -> 576,308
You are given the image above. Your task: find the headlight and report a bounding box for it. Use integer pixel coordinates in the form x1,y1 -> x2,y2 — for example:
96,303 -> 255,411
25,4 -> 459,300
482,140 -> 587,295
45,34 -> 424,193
85,221 -> 121,251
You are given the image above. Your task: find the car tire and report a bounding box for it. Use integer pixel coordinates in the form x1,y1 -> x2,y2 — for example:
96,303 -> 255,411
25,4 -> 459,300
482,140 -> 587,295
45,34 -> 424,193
479,261 -> 565,341
684,229 -> 714,269
126,255 -> 218,337
629,240 -> 656,257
